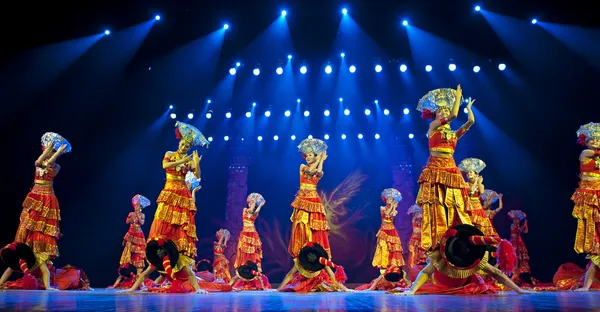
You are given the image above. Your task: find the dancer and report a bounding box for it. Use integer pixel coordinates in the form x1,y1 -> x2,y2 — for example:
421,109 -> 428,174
125,121 -> 208,294
0,132 -> 71,290
363,188 -> 408,289
571,122 -> 600,291
391,224 -> 532,295
507,210 -> 530,278
230,193 -> 270,289
231,261 -> 270,291
278,242 -> 351,292
356,266 -> 408,291
407,204 -> 427,269
415,86 -> 473,252
118,194 -> 149,276
459,158 -> 499,237
288,137 -> 330,258
111,264 -> 152,289
213,229 -> 232,283
481,190 -> 503,221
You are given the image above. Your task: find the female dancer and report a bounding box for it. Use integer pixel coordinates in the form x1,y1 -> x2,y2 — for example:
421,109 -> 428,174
415,86 -> 473,252
508,210 -> 530,278
407,204 -> 427,269
360,188 -> 407,290
1,132 -> 71,290
481,191 -> 503,221
572,122 -> 600,291
230,193 -> 270,289
213,229 -> 231,283
288,138 -> 330,258
125,121 -> 208,294
459,158 -> 499,237
118,194 -> 149,276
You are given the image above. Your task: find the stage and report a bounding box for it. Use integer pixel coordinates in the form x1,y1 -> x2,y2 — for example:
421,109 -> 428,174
0,289 -> 596,311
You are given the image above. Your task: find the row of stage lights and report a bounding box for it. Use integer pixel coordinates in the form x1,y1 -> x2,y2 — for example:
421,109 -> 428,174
101,6 -> 540,38
228,59 -> 507,76
185,133 -> 417,143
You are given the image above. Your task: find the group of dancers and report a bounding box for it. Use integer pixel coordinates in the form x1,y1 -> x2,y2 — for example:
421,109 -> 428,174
1,84 -> 599,295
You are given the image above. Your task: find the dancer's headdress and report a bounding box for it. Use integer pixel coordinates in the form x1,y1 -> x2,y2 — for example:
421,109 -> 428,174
417,88 -> 463,120
175,121 -> 209,147
383,266 -> 404,283
0,242 -> 38,289
118,263 -> 137,278
195,259 -> 213,272
246,193 -> 265,206
295,242 -> 347,283
297,138 -> 327,157
458,158 -> 486,174
146,238 -> 179,280
41,132 -> 72,153
508,210 -> 527,221
576,122 -> 600,146
381,188 -> 402,203
236,260 -> 263,281
480,190 -> 499,208
131,194 -> 150,209
185,171 -> 201,190
216,228 -> 231,241
407,204 -> 422,216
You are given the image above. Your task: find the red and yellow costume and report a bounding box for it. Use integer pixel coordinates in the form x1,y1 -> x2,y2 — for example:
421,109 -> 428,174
356,266 -> 408,291
572,157 -> 600,265
148,268 -> 233,293
15,163 -> 61,264
289,138 -> 330,258
372,189 -> 405,269
4,263 -> 91,291
213,229 -> 231,283
407,205 -> 427,268
119,195 -> 149,269
507,210 -> 530,277
459,158 -> 499,237
234,209 -> 263,270
553,262 -> 600,290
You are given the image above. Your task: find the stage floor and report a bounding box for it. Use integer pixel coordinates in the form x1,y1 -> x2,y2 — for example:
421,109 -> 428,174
0,289 -> 597,311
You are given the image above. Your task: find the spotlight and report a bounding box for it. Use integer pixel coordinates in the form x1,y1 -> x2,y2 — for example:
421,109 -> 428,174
207,99 -> 212,104
340,52 -> 345,58
265,111 -> 271,117
208,137 -> 213,142
349,65 -> 356,73
464,107 -> 468,114
225,112 -> 232,119
400,64 -> 407,72
297,98 -> 301,103
304,110 -> 310,117
325,65 -> 332,74
498,63 -> 506,71
339,98 -> 343,102
403,108 -> 409,115
236,62 -> 241,67
473,66 -> 481,73
308,135 -> 313,139
245,112 -> 251,118
383,109 -> 390,115
288,54 -> 292,60
104,30 -> 110,35
291,135 -> 296,140
324,134 -> 330,140
531,18 -> 537,24
252,102 -> 257,107
342,8 -> 348,15
257,136 -> 263,141
358,133 -> 363,139
170,113 -> 177,119
364,109 -> 371,116
375,133 -> 380,139
402,20 -> 408,27
474,5 -> 481,11
300,66 -> 307,74
281,10 -> 287,17
409,133 -> 414,139
449,63 -> 456,71
187,113 -> 194,119
253,68 -> 260,76
284,110 -> 291,117
324,110 -> 330,116
375,64 -> 382,72
155,15 -> 161,21
224,136 -> 230,141
276,67 -> 283,75
169,105 -> 174,109
344,109 -> 350,116
206,112 -> 212,119
229,68 -> 236,75
425,65 -> 432,72
274,135 -> 279,141
223,24 -> 229,30
374,100 -> 379,104
341,134 -> 347,139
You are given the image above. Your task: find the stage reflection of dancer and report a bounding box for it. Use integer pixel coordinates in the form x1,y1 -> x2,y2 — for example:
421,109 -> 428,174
391,225 -> 532,295
407,204 -> 427,269
288,138 -> 330,258
126,121 -> 208,294
118,195 -> 149,277
415,86 -> 473,252
360,188 -> 408,290
0,133 -> 71,290
571,122 -> 600,291
481,190 -> 503,222
230,193 -> 271,290
459,158 -> 499,237
213,229 -> 232,283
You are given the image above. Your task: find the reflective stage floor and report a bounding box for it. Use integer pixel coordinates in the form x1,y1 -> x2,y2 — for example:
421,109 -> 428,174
0,289 -> 597,311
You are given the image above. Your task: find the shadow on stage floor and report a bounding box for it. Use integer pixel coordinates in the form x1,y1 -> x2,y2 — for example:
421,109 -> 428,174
0,289 -> 597,311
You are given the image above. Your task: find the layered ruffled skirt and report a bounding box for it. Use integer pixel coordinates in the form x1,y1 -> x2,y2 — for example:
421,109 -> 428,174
289,189 -> 330,258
